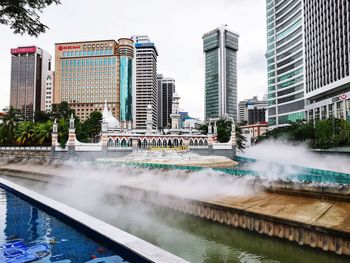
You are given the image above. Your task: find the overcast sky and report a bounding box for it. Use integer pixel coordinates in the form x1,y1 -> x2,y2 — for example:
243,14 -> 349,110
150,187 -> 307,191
0,0 -> 267,119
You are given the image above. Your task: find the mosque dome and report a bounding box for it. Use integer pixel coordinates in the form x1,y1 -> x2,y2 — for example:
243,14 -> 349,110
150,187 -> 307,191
102,102 -> 120,130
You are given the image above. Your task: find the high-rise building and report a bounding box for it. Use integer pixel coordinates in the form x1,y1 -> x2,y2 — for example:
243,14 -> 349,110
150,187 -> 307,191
203,25 -> 239,121
238,96 -> 267,125
157,74 -> 175,128
132,35 -> 158,129
118,38 -> 134,126
54,39 -> 133,121
304,1 -> 350,123
266,0 -> 305,128
10,46 -> 52,119
266,1 -> 350,127
44,71 -> 54,112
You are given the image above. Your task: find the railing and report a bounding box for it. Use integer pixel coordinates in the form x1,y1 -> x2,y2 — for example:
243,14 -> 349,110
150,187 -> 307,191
0,146 -> 51,151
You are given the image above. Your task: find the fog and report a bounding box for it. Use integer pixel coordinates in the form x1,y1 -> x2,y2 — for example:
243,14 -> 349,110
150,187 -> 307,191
240,140 -> 350,177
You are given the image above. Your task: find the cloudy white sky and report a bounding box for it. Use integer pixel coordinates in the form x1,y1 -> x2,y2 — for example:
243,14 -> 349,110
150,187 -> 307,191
0,0 -> 267,119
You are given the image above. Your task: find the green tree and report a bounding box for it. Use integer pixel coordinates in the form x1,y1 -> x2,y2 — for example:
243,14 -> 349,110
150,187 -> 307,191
15,121 -> 35,145
34,110 -> 51,123
216,119 -> 231,143
57,118 -> 68,148
315,120 -> 333,149
83,111 -> 102,142
51,102 -> 75,120
0,0 -> 61,37
34,121 -> 52,145
0,106 -> 21,144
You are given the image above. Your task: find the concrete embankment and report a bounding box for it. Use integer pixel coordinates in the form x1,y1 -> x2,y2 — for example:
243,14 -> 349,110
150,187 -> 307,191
0,164 -> 350,257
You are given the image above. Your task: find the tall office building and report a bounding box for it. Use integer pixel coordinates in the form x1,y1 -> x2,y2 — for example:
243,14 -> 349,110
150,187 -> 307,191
203,25 -> 239,122
10,46 -> 52,119
266,1 -> 350,127
266,0 -> 305,128
118,38 -> 134,125
132,35 -> 158,129
304,1 -> 350,123
54,39 -> 133,121
44,71 -> 54,112
157,74 -> 176,128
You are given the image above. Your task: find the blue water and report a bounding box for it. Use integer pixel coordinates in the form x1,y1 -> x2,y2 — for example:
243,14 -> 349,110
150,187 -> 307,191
0,187 -> 129,263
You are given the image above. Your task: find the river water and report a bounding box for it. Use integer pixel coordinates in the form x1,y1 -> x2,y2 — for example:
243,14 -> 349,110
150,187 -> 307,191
1,174 -> 348,263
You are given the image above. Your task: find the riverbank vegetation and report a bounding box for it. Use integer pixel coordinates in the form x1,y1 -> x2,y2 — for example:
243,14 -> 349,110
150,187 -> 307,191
256,119 -> 350,149
0,102 -> 102,146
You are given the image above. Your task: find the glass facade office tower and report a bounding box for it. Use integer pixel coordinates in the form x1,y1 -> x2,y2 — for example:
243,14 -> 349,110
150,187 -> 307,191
266,0 -> 305,128
203,26 -> 239,121
157,74 -> 176,128
132,35 -> 158,129
304,1 -> 350,123
10,46 -> 52,120
54,39 -> 133,121
118,38 -> 134,123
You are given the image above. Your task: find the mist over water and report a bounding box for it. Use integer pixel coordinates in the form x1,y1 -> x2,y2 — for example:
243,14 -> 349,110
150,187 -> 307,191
240,140 -> 350,176
1,160 -> 348,263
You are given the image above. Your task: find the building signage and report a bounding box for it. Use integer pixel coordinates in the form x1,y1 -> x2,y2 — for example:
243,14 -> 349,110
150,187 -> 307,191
332,93 -> 348,103
10,47 -> 36,54
58,45 -> 81,51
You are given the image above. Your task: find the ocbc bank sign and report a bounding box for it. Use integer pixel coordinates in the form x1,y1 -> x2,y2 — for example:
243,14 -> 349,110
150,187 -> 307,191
332,93 -> 348,103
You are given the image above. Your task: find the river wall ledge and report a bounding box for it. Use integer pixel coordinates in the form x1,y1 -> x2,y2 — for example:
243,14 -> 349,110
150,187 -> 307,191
0,167 -> 349,257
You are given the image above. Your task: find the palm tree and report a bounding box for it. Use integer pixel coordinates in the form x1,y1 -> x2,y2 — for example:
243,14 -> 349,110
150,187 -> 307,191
0,107 -> 21,145
34,121 -> 52,145
15,121 -> 35,146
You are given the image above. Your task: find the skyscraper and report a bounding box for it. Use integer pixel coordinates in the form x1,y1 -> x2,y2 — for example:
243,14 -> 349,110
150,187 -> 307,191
304,1 -> 350,123
132,35 -> 158,129
54,39 -> 133,121
203,25 -> 239,122
118,38 -> 134,126
266,0 -> 305,128
10,46 -> 52,119
157,74 -> 175,128
266,1 -> 350,127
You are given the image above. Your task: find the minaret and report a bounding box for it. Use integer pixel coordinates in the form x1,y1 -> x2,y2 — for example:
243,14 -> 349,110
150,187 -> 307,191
170,92 -> 181,131
146,104 -> 153,134
67,114 -> 76,152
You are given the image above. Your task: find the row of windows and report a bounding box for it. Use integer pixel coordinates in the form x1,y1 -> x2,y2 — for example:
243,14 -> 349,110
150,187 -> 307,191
276,36 -> 302,56
277,75 -> 303,89
277,59 -> 303,75
277,83 -> 303,97
277,67 -> 303,82
61,57 -> 117,68
278,100 -> 304,114
277,91 -> 303,104
276,10 -> 301,34
276,1 -> 301,26
276,19 -> 302,40
276,27 -> 302,47
63,49 -> 113,57
277,51 -> 303,68
278,111 -> 305,124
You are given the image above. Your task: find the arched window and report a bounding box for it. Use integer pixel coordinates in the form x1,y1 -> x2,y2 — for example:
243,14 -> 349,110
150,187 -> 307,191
189,139 -> 193,146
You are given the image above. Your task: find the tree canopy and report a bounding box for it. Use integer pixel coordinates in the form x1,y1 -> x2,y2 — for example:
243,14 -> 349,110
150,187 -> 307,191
0,0 -> 61,37
256,119 -> 350,149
